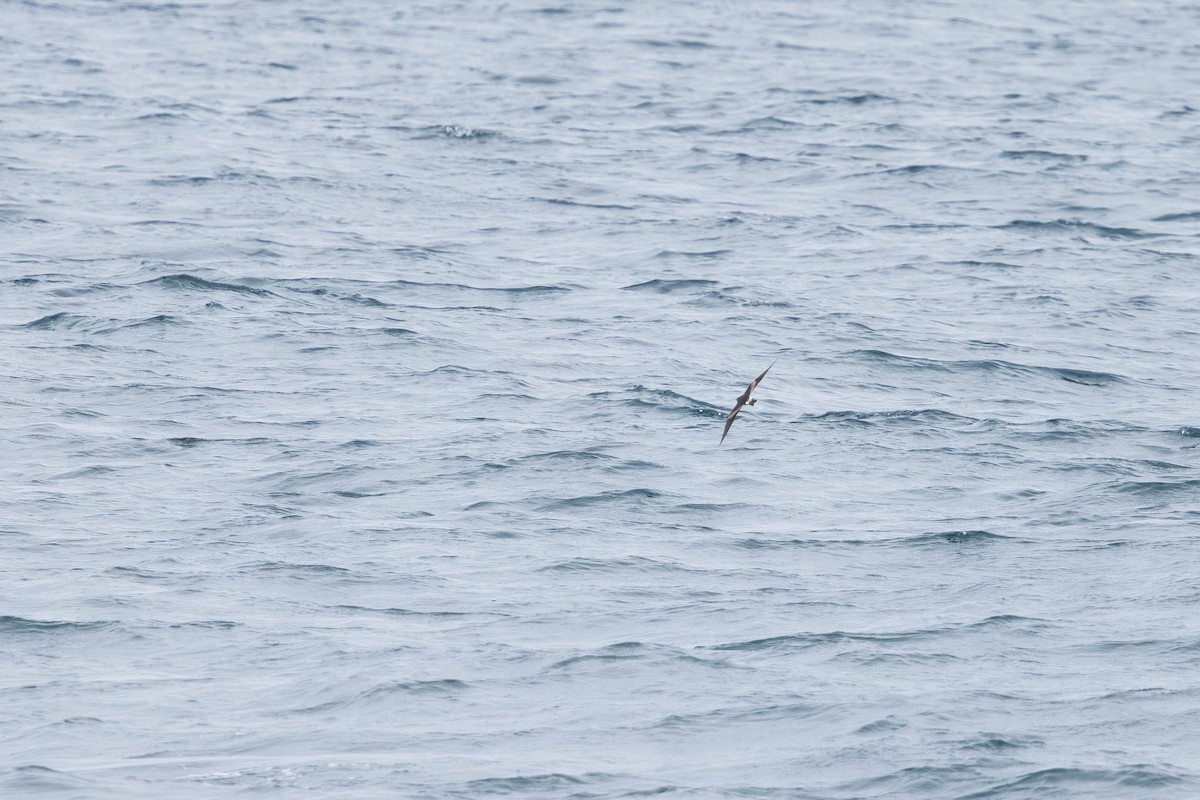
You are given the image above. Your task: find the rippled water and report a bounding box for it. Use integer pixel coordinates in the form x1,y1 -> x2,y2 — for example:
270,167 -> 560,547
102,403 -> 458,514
4,1 -> 1200,797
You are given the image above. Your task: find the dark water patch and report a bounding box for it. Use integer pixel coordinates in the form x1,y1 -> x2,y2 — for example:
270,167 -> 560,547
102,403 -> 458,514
674,501 -> 754,513
1153,210 -> 1200,222
246,561 -> 353,576
370,678 -> 467,695
127,219 -> 204,228
898,529 -> 1019,547
148,174 -> 215,186
1000,149 -> 1087,162
878,163 -> 980,176
635,37 -> 718,49
167,620 -> 240,630
540,197 -> 637,210
393,277 -> 571,295
995,218 -> 1157,240
331,605 -> 474,618
621,278 -> 720,293
1054,367 -> 1120,386
167,436 -> 278,448
1160,105 -> 1197,118
135,111 -> 192,122
143,273 -> 275,297
805,91 -> 892,105
1111,478 -> 1200,496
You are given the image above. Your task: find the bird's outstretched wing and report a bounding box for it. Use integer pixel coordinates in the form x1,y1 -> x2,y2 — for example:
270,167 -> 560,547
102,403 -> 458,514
750,361 -> 775,390
720,402 -> 743,445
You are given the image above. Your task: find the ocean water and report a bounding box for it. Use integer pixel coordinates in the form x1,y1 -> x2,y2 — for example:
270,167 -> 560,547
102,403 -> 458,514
3,0 -> 1200,797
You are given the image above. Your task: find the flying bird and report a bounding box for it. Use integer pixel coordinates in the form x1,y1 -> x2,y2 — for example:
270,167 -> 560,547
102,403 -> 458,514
720,361 -> 774,445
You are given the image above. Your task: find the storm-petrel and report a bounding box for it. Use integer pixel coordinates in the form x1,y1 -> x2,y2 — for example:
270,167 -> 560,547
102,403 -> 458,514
720,362 -> 774,445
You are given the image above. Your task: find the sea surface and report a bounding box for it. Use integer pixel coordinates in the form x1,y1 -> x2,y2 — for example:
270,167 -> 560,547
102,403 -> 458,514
3,1 -> 1200,797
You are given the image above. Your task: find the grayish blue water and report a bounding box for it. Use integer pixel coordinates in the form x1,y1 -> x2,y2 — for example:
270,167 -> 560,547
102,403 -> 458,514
4,1 -> 1200,797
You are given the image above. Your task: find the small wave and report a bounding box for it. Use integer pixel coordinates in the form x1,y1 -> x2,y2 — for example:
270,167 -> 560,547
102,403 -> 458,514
21,312 -> 90,330
805,408 -> 982,427
899,530 -> 1018,546
713,617 -> 1046,652
246,561 -> 352,576
652,249 -> 732,260
516,449 -> 616,464
1112,478 -> 1200,496
957,765 -> 1189,798
463,774 -> 612,794
803,91 -> 891,105
290,679 -> 468,715
550,641 -> 659,669
330,605 -> 473,618
538,487 -> 664,510
1153,210 -> 1200,222
852,349 -> 1125,385
540,197 -> 636,210
419,124 -> 500,140
711,630 -> 909,651
959,732 -> 1045,751
1000,149 -> 1088,161
588,386 -> 715,416
538,555 -> 690,573
0,615 -> 113,634
620,278 -> 719,293
393,277 -> 571,295
106,314 -> 183,331
143,273 -> 274,297
2,765 -> 96,791
46,465 -> 116,480
995,218 -> 1156,240
634,38 -> 717,49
